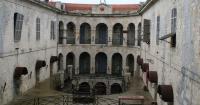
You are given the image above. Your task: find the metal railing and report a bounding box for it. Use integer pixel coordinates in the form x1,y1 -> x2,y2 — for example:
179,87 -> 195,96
7,95 -> 119,105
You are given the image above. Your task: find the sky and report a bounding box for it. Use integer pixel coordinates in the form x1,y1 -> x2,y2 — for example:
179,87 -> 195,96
51,0 -> 147,4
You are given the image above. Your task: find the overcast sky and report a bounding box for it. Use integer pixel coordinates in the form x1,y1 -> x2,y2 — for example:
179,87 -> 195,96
51,0 -> 147,4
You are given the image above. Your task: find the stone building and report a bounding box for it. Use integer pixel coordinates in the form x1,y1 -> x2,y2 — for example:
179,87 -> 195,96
0,0 -> 200,105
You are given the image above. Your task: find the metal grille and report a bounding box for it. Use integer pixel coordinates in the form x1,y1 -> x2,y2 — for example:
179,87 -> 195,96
7,95 -> 119,105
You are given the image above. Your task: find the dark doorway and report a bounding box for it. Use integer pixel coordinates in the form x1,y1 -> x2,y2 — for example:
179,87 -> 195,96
112,53 -> 122,76
111,83 -> 122,94
79,52 -> 90,74
78,82 -> 90,94
58,54 -> 63,71
94,82 -> 106,95
126,54 -> 134,76
95,52 -> 107,74
95,23 -> 108,44
66,52 -> 75,75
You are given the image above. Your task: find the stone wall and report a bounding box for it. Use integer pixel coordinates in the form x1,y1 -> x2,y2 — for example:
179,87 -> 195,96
141,0 -> 200,105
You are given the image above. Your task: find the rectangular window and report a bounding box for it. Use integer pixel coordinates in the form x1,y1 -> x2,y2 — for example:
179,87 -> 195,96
14,13 -> 24,42
143,19 -> 151,44
156,16 -> 160,45
171,8 -> 177,47
50,21 -> 55,40
36,18 -> 40,40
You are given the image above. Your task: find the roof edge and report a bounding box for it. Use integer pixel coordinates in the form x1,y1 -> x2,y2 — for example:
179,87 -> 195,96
21,0 -> 158,17
137,0 -> 159,15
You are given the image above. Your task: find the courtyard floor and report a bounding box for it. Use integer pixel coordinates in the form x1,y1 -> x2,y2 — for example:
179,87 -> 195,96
7,74 -> 153,105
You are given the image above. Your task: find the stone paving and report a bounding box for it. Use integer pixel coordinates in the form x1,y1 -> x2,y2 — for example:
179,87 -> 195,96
6,74 -> 153,105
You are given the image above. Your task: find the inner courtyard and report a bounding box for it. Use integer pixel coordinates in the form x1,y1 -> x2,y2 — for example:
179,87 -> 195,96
1,0 -> 200,105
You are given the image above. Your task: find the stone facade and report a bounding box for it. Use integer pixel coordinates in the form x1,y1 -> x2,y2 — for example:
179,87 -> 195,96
0,0 -> 200,105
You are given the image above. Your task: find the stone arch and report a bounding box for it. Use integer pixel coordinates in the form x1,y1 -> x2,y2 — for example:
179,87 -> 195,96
112,53 -> 122,76
79,52 -> 90,74
94,82 -> 106,95
95,52 -> 107,74
112,23 -> 123,46
126,54 -> 134,76
127,23 -> 135,46
78,82 -> 90,93
95,23 -> 108,44
111,83 -> 122,94
58,21 -> 64,44
80,23 -> 91,44
67,22 -> 76,44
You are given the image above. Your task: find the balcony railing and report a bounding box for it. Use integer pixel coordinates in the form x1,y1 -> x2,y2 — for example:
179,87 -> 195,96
95,39 -> 108,44
80,38 -> 91,44
112,38 -> 123,46
127,40 -> 135,46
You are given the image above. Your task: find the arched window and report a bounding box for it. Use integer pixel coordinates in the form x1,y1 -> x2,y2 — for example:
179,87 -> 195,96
95,23 -> 108,44
67,22 -> 76,44
112,23 -> 123,46
95,52 -> 107,74
127,23 -> 135,46
126,54 -> 134,76
80,23 -> 91,44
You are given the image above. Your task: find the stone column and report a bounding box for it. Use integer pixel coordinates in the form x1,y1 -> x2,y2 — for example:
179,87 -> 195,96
122,55 -> 126,76
76,28 -> 80,45
91,26 -> 95,45
108,26 -> 112,46
75,54 -> 79,75
91,53 -> 95,74
106,80 -> 111,95
65,25 -> 68,44
123,32 -> 127,47
107,54 -> 112,74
